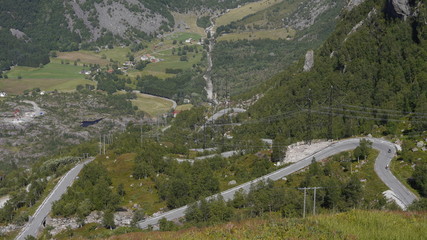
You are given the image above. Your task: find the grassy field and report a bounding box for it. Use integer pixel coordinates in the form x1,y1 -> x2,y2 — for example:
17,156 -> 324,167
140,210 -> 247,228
131,92 -> 174,117
176,104 -> 193,111
1,60 -> 94,94
165,32 -> 202,42
217,28 -> 295,41
57,47 -> 131,66
99,47 -> 131,64
172,12 -> 206,35
214,0 -> 282,28
56,51 -> 110,66
143,48 -> 203,74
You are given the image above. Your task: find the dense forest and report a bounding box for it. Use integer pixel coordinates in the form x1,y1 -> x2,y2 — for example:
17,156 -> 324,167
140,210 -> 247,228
236,0 -> 427,141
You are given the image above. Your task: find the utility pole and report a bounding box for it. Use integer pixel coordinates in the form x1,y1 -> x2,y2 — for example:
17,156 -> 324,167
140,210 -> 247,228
313,187 -> 317,215
203,123 -> 206,149
303,187 -> 307,218
103,134 -> 106,155
298,186 -> 322,217
306,88 -> 312,145
99,135 -> 102,155
140,121 -> 143,147
328,85 -> 333,140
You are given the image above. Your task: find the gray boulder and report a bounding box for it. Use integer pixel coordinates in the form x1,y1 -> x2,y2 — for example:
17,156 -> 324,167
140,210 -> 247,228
303,50 -> 314,72
389,0 -> 411,19
228,180 -> 237,185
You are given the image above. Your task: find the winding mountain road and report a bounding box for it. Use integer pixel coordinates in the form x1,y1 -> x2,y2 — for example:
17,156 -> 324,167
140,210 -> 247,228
137,137 -> 417,229
15,158 -> 94,240
206,108 -> 246,123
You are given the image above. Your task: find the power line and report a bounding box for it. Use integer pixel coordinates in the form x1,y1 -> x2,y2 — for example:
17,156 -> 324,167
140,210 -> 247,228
340,104 -> 427,116
320,106 -> 427,120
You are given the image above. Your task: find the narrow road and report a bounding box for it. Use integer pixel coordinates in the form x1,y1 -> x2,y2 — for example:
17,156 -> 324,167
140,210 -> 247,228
137,137 -> 417,229
15,158 -> 94,240
206,108 -> 246,123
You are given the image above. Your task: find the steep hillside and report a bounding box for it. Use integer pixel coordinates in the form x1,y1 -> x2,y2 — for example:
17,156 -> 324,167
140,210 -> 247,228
0,0 -> 258,71
211,0 -> 347,97
237,0 -> 427,141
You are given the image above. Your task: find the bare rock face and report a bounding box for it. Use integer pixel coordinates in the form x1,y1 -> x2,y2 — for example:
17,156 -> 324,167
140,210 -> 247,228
284,0 -> 336,30
65,0 -> 169,41
9,28 -> 28,41
345,0 -> 366,11
389,0 -> 411,19
303,50 -> 314,72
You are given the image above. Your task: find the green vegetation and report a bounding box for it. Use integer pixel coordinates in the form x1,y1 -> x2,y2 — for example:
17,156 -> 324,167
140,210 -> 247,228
196,16 -> 212,29
233,0 -> 427,143
212,0 -> 346,97
0,157 -> 80,224
217,28 -> 296,41
214,0 -> 281,29
130,92 -> 174,117
135,70 -> 206,104
51,210 -> 427,239
52,162 -> 120,217
1,60 -> 94,94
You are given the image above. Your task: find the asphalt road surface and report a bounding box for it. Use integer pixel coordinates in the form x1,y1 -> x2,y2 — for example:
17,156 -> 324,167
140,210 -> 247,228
206,108 -> 246,123
15,158 -> 94,240
138,137 -> 417,229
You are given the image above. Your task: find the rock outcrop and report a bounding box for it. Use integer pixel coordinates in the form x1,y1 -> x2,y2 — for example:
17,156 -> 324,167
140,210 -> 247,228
388,0 -> 411,19
303,50 -> 314,72
345,0 -> 366,11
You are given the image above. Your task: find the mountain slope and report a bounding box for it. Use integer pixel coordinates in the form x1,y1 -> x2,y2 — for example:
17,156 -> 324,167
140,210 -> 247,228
210,0 -> 347,97
0,0 -> 259,71
238,0 -> 427,140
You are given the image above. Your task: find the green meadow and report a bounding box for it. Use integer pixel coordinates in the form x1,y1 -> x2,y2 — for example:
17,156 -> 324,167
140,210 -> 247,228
1,59 -> 94,94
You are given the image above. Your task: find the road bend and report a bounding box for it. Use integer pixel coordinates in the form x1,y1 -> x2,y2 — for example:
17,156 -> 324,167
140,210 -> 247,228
138,137 -> 418,229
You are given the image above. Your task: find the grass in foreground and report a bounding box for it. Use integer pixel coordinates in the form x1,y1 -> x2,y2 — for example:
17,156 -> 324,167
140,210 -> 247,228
102,210 -> 427,240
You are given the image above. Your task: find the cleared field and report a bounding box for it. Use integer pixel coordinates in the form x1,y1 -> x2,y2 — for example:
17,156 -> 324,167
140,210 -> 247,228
2,60 -> 94,94
142,48 -> 203,75
172,12 -> 206,35
217,28 -> 296,41
176,104 -> 193,111
164,32 -> 202,42
98,47 -> 131,63
56,51 -> 109,65
131,92 -> 174,117
215,0 -> 282,28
